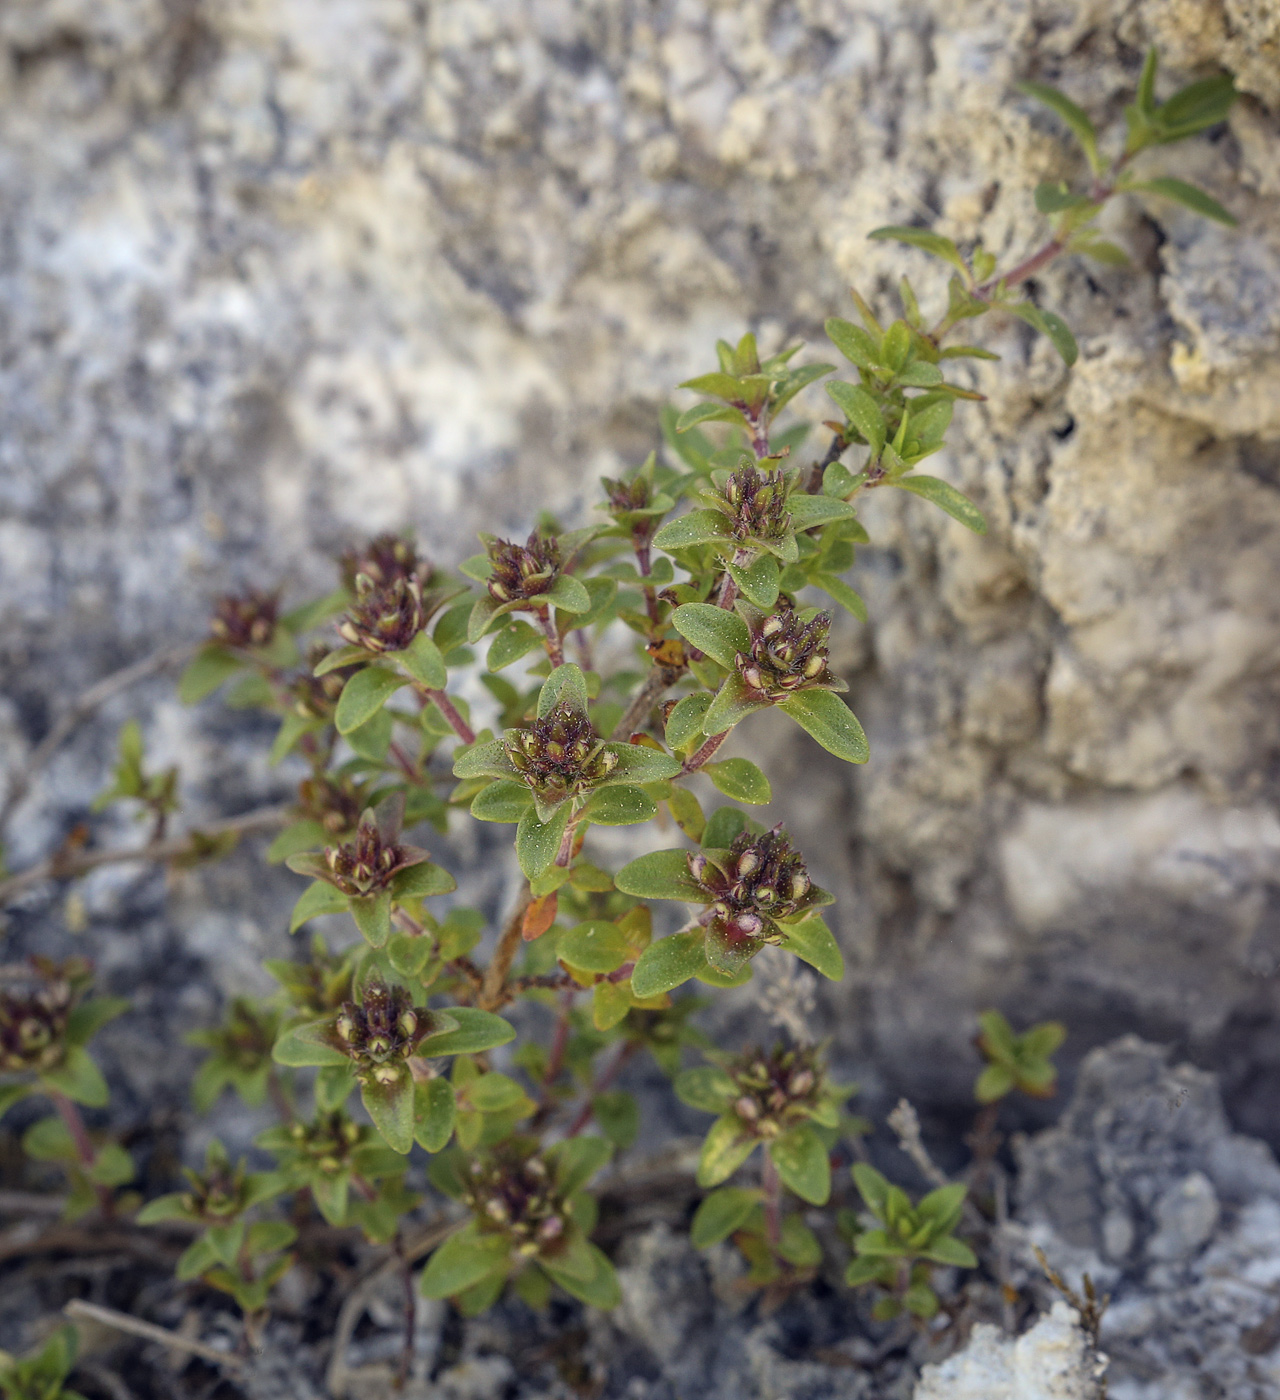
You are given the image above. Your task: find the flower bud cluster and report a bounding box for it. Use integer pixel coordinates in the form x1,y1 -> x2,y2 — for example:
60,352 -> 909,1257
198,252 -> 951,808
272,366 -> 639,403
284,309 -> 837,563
727,1043 -> 825,1139
330,980 -> 431,1085
297,775 -> 366,838
688,828 -> 812,942
0,957 -> 85,1074
340,534 -> 432,594
505,702 -> 617,804
602,475 -> 650,515
723,464 -> 790,541
205,998 -> 278,1074
737,604 -> 831,696
486,531 -> 561,605
337,574 -> 425,654
461,1143 -> 567,1256
284,1110 -> 364,1178
180,1146 -> 254,1221
210,590 -> 278,649
321,815 -> 425,897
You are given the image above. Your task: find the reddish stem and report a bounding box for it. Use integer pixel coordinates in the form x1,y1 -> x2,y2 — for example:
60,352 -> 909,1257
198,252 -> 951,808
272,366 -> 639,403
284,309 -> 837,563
50,1091 -> 114,1217
566,1040 -> 639,1137
424,690 -> 475,745
536,607 -> 565,669
761,1147 -> 781,1251
681,730 -> 728,776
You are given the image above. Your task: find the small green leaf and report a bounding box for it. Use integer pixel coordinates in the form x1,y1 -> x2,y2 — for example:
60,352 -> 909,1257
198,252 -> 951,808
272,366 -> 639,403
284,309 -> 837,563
419,1223 -> 512,1299
486,621 -> 544,672
1127,177 -> 1237,227
1003,301 -> 1078,366
826,382 -> 885,456
704,758 -> 771,805
674,1066 -> 737,1114
545,574 -> 592,614
867,226 -> 970,277
546,1134 -> 612,1195
515,803 -> 571,879
470,779 -> 534,823
452,740 -> 516,781
537,663 -> 589,719
349,891 -> 393,947
691,1187 -> 761,1248
697,1116 -> 757,1188
179,646 -> 243,704
672,603 -> 751,669
675,402 -> 747,433
463,1072 -> 527,1112
631,931 -> 708,998
778,1215 -> 823,1267
288,880 -> 348,933
825,317 -> 881,370
592,1090 -> 639,1149
557,920 -> 630,974
544,1242 -> 621,1309
273,1020 -> 349,1068
1016,80 -> 1101,173
601,744 -> 683,785
726,552 -> 780,609
614,849 -> 704,903
701,673 -> 772,736
652,510 -> 734,551
777,690 -> 869,764
891,475 -> 987,534
769,1124 -> 831,1205
417,1008 -> 516,1057
975,1063 -> 1016,1103
360,1071 -> 414,1153
786,494 -> 857,527
335,667 -> 409,735
392,630 -> 447,688
38,1046 -> 109,1107
665,693 -> 712,750
922,1235 -> 978,1268
814,573 -> 867,623
415,1076 -> 457,1152
780,916 -> 844,981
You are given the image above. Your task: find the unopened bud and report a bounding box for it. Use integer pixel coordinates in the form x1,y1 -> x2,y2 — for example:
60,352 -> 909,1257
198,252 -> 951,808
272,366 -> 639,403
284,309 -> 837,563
760,616 -> 784,638
397,1010 -> 418,1038
736,851 -> 759,878
789,1070 -> 815,1097
688,853 -> 707,882
735,1096 -> 760,1121
536,1215 -> 564,1242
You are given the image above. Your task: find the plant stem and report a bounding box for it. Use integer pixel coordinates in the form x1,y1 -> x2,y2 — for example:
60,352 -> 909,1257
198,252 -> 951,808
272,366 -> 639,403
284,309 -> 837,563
0,805 -> 290,907
62,1301 -> 244,1373
611,663 -> 685,741
479,885 -> 532,1011
634,537 -> 663,636
566,1040 -> 638,1137
541,989 -> 575,1097
681,730 -> 728,776
974,238 -> 1064,298
423,690 -> 475,745
554,811 -> 581,868
393,1236 -> 416,1391
806,434 -> 848,494
50,1091 -> 114,1217
761,1148 -> 782,1251
536,606 -> 564,668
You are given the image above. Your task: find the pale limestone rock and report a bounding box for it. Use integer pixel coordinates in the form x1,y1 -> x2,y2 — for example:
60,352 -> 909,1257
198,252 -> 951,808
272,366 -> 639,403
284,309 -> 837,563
912,1302 -> 1106,1400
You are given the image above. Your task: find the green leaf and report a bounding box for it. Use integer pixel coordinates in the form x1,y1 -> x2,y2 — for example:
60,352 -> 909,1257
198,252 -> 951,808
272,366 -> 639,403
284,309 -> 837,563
1023,1021 -> 1067,1058
601,744 -> 683,785
975,1063 -> 1016,1103
557,920 -> 630,974
867,226 -> 970,277
786,494 -> 857,527
702,805 -> 748,847
266,820 -> 328,865
545,574 -> 592,614
471,779 -> 534,823
515,803 -> 571,879
665,693 -> 712,750
777,690 -> 869,764
346,707 -> 393,764
452,740 -> 516,780
64,997 -> 129,1046
652,510 -> 734,551
538,663 -> 589,719
414,1076 -> 456,1152
273,1019 -> 349,1068
826,381 -> 885,455
1156,72 -> 1236,139
544,1242 -> 621,1309
675,402 -> 748,433
674,1066 -> 737,1114
1004,301 -> 1078,366
1127,177 -> 1237,227
464,1072 -> 527,1112
486,621 -> 544,672
546,1134 -> 612,1196
360,1071 -> 414,1154
592,1090 -> 639,1149
814,573 -> 867,623
417,1008 -> 516,1057
1016,80 -> 1101,173
631,931 -> 708,998
702,673 -> 772,736
891,475 -> 987,534
392,631 -> 447,688
614,849 -> 704,903
691,1187 -> 761,1248
335,667 -> 409,735
419,1223 -> 512,1299
38,1047 -> 109,1107
316,1065 -> 357,1111
288,880 -> 348,933
87,1142 -> 134,1186
349,890 -> 392,947
922,1235 -> 978,1268
939,344 -> 1000,361
0,1082 -> 31,1120
778,1215 -> 823,1267
851,1162 -> 892,1218
136,1192 -> 195,1224
726,552 -> 780,609
672,603 -> 750,669
780,916 -> 844,981
179,646 -> 243,704
769,1124 -> 830,1205
696,1117 -> 757,1188
825,317 -> 881,370
704,758 -> 771,805
1034,180 -> 1093,215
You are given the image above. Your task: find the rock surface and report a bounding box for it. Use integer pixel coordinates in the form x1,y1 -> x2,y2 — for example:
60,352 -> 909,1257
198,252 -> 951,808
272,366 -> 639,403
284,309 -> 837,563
3,0 -> 1280,1145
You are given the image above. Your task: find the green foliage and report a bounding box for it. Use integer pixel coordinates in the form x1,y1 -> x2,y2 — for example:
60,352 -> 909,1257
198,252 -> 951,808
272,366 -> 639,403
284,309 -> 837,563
974,1010 -> 1066,1103
0,1327 -> 85,1400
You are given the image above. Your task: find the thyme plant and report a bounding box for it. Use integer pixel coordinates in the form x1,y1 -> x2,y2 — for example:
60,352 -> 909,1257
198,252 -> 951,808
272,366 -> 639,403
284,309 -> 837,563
0,51 -> 1237,1351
